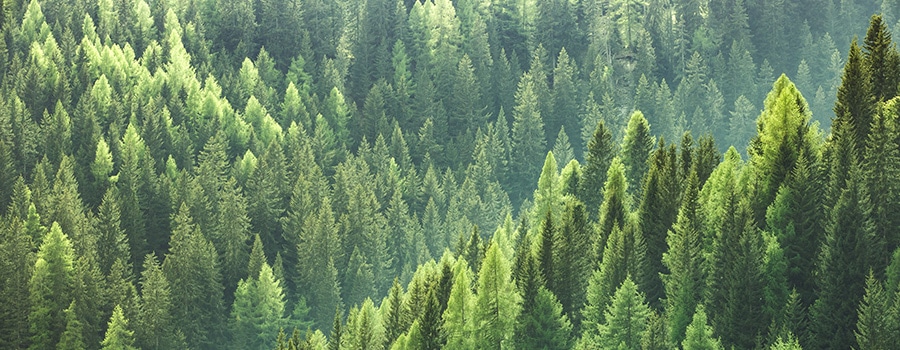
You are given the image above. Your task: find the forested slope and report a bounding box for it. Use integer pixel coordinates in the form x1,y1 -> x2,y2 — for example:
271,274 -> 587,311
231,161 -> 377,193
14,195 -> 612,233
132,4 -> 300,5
0,0 -> 899,349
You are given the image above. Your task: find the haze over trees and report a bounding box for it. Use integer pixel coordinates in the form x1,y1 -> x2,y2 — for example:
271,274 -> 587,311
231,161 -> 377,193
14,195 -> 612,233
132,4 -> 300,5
0,0 -> 899,349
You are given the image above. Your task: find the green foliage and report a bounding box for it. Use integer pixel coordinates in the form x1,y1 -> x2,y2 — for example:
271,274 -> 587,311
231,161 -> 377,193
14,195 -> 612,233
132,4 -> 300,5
100,305 -> 137,350
473,242 -> 520,349
29,222 -> 76,350
681,306 -> 723,350
231,263 -> 286,350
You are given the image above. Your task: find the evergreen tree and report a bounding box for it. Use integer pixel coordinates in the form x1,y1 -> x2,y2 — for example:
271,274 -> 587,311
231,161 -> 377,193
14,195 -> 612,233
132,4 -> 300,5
855,272 -> 896,349
100,305 -> 137,350
163,204 -> 226,350
473,242 -> 520,349
57,301 -> 85,350
596,277 -> 652,350
579,119 -> 615,221
661,169 -> 705,346
863,14 -> 900,102
231,263 -> 286,350
748,74 -> 820,226
443,258 -> 476,349
831,39 -> 875,160
137,254 -> 184,350
510,72 -> 546,206
638,141 -> 680,307
682,306 -> 724,350
29,222 -> 76,350
809,165 -> 874,350
594,157 -> 630,263
621,111 -> 655,199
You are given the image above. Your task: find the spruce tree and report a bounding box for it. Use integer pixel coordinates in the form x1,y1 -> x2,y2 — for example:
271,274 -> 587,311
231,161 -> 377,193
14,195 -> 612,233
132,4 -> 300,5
596,277 -> 651,350
862,14 -> 900,102
28,222 -> 76,350
594,157 -> 630,263
621,111 -> 655,199
100,305 -> 136,350
510,72 -> 546,206
579,119 -> 615,220
638,141 -> 680,307
855,272 -> 895,350
443,258 -> 476,349
661,169 -> 705,346
57,301 -> 85,350
809,165 -> 874,350
682,306 -> 724,350
473,242 -> 520,349
163,204 -> 226,350
231,263 -> 286,350
137,254 -> 184,350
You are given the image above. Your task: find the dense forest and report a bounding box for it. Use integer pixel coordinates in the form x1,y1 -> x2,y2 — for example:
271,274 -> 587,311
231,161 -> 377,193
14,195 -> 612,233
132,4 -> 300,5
1,0 -> 899,349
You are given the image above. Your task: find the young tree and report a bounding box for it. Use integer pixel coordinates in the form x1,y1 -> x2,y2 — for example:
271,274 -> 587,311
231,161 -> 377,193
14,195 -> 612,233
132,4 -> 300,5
661,169 -> 705,346
473,242 -> 520,349
231,263 -> 286,350
28,222 -> 76,350
681,306 -> 724,350
100,305 -> 137,350
579,119 -> 615,220
596,277 -> 651,350
443,258 -> 475,349
621,111 -> 655,199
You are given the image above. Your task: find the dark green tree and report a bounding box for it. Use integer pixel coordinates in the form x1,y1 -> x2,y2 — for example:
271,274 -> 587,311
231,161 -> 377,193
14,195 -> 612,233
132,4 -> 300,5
579,119 -> 615,220
621,111 -> 655,199
163,204 -> 226,350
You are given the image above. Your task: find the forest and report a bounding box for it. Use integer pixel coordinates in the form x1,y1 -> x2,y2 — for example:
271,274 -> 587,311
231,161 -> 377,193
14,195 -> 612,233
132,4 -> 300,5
0,0 -> 899,349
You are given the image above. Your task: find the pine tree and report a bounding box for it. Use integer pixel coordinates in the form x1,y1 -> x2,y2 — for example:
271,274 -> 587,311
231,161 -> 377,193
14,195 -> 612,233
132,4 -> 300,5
661,169 -> 705,346
809,165 -> 874,350
29,222 -> 76,350
621,111 -> 655,199
594,157 -> 630,263
510,72 -> 546,206
638,141 -> 680,307
57,301 -> 85,350
163,204 -> 226,350
579,119 -> 615,220
101,305 -> 137,350
748,74 -> 820,226
473,242 -> 520,349
443,258 -> 475,349
863,14 -> 900,102
231,263 -> 286,350
855,272 -> 895,350
595,277 -> 651,350
137,254 -> 184,350
682,306 -> 724,350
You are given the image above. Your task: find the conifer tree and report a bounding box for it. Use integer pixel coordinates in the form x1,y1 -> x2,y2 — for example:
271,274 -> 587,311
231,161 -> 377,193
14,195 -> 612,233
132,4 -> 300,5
594,157 -> 630,262
748,74 -> 819,225
682,306 -> 724,350
638,141 -> 680,306
473,242 -> 520,349
855,272 -> 896,349
553,199 -> 592,327
862,14 -> 900,102
831,39 -> 875,159
163,204 -> 226,350
510,72 -> 546,205
661,169 -> 705,346
231,263 -> 286,350
579,119 -> 615,221
137,254 -> 184,350
863,101 -> 900,275
443,258 -> 475,349
809,165 -> 874,350
596,277 -> 651,350
0,216 -> 34,349
101,305 -> 136,350
621,111 -> 655,199
57,301 -> 85,350
28,222 -> 75,350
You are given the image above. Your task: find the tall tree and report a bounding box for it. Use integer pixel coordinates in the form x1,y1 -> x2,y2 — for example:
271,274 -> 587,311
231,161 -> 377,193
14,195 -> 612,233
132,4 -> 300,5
509,72 -> 546,205
137,254 -> 184,350
231,263 -> 286,350
100,305 -> 137,350
596,277 -> 652,350
28,222 -> 75,350
621,111 -> 655,199
473,242 -> 520,349
809,165 -> 874,350
661,168 -> 705,346
579,119 -> 615,220
163,204 -> 226,350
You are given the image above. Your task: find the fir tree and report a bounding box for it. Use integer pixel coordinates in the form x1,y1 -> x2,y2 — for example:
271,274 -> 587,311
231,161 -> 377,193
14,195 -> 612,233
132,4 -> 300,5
579,119 -> 615,221
29,222 -> 76,350
473,242 -> 520,349
100,305 -> 137,350
682,306 -> 723,350
621,111 -> 655,199
596,277 -> 651,350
